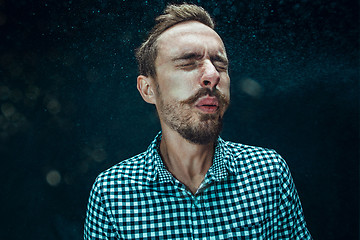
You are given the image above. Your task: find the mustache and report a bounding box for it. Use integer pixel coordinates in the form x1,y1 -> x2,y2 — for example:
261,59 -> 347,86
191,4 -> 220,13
180,88 -> 229,106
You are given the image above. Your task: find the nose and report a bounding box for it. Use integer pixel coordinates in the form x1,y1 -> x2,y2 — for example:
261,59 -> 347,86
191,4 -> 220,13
200,60 -> 220,89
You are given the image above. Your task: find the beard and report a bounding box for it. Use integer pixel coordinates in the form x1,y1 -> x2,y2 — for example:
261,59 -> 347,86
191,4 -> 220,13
156,87 -> 230,145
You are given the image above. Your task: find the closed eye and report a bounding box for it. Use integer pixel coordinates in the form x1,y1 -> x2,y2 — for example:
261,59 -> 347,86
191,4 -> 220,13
214,62 -> 228,71
178,62 -> 197,70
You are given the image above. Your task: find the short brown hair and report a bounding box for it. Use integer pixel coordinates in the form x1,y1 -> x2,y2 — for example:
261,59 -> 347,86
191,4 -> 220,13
135,3 -> 215,78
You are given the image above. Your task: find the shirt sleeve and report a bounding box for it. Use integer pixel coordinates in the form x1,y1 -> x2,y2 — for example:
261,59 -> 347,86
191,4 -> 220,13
84,176 -> 118,240
275,153 -> 313,240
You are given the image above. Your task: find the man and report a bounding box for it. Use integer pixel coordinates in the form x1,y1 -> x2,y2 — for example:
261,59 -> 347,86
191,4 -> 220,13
84,3 -> 312,239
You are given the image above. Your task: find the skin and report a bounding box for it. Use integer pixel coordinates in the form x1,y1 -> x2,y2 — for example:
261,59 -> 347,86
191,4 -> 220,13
137,21 -> 230,194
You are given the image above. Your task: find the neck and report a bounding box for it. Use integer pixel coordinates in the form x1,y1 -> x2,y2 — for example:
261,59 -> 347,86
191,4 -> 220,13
159,124 -> 216,194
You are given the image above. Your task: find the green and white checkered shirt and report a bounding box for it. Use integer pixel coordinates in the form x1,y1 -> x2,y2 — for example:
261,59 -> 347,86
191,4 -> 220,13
84,132 -> 312,239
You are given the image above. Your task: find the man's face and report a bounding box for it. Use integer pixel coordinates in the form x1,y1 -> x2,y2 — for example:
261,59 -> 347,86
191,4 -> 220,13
154,21 -> 230,144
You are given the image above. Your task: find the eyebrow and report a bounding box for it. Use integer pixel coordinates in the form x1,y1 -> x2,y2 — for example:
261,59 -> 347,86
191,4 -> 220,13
211,54 -> 229,65
172,52 -> 229,65
171,52 -> 203,62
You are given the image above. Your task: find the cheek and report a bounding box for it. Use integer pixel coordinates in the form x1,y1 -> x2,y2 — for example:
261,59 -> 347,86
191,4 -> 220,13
165,72 -> 199,100
219,75 -> 230,94
168,88 -> 189,99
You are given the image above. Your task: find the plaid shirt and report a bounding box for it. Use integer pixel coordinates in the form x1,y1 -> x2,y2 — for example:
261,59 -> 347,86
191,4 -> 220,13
84,132 -> 312,239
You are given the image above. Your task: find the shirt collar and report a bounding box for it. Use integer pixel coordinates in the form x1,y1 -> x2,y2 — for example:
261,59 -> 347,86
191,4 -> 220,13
206,136 -> 237,181
144,132 -> 172,183
144,131 -> 237,183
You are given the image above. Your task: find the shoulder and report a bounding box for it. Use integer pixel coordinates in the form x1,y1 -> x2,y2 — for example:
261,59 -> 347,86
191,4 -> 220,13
221,139 -> 289,175
93,151 -> 149,188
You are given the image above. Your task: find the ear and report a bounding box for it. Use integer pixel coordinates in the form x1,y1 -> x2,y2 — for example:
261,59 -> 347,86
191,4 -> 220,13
137,75 -> 157,104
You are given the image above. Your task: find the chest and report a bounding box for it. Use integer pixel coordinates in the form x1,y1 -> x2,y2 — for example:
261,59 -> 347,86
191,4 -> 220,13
108,176 -> 279,239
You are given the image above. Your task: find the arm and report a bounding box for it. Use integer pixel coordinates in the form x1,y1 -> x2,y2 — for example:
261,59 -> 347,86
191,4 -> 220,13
84,177 -> 118,240
276,154 -> 312,239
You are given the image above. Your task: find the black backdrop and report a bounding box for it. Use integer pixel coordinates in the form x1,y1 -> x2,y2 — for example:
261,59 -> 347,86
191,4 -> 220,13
0,0 -> 358,239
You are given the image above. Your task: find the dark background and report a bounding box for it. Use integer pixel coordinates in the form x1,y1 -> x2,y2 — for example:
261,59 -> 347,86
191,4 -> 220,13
0,0 -> 358,239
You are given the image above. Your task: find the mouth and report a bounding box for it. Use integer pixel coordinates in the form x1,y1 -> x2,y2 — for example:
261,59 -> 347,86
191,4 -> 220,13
195,96 -> 219,113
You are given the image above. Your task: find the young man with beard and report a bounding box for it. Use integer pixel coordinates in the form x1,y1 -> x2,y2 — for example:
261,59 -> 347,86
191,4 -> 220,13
84,3 -> 312,239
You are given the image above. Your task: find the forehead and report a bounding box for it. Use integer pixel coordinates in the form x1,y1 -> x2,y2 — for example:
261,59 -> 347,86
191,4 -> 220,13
156,21 -> 227,62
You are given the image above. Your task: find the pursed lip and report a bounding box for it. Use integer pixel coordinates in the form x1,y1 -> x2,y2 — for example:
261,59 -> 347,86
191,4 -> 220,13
195,96 -> 219,113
